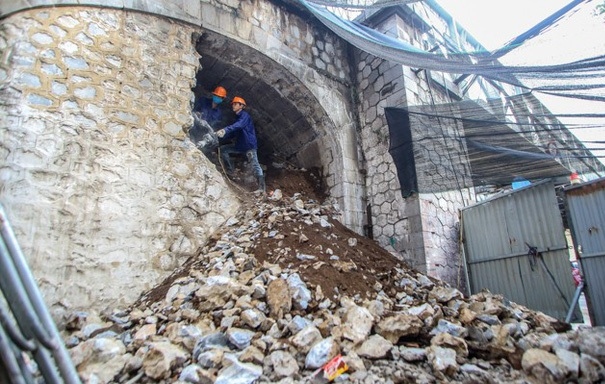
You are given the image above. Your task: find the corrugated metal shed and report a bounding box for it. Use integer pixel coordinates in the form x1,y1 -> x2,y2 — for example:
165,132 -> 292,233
462,180 -> 579,321
565,177 -> 605,326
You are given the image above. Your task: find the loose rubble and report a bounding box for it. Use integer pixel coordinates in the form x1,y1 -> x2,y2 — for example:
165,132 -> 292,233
62,173 -> 605,383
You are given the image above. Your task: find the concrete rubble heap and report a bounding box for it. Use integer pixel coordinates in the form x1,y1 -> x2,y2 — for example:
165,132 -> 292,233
63,190 -> 605,384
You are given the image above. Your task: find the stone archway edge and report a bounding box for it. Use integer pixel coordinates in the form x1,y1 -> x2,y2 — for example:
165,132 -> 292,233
1,1 -> 202,24
0,0 -> 202,25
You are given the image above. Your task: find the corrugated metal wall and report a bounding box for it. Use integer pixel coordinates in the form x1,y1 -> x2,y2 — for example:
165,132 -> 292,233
565,177 -> 605,326
462,181 -> 579,321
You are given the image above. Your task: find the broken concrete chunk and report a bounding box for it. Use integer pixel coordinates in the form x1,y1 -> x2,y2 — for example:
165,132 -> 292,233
356,334 -> 393,359
304,337 -> 340,369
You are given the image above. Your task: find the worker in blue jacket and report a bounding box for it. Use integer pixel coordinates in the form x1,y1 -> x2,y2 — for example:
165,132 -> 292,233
190,86 -> 227,154
195,86 -> 227,129
216,96 -> 265,193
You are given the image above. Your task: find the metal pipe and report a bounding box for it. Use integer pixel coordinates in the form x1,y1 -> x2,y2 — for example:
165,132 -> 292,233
0,204 -> 81,384
565,281 -> 585,324
12,341 -> 37,384
33,346 -> 64,384
466,245 -> 569,265
0,298 -> 36,351
0,324 -> 27,384
0,304 -> 37,384
0,239 -> 62,382
0,240 -> 56,347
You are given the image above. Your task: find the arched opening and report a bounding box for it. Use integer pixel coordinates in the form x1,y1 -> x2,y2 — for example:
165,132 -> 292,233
192,31 -> 330,172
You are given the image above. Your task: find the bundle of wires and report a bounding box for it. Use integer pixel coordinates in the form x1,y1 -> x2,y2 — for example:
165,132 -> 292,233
301,0 -> 605,100
300,0 -> 605,193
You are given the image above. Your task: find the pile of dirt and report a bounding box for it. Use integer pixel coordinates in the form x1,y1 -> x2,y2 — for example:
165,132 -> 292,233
141,164 -> 407,309
224,159 -> 326,201
233,162 -> 415,303
265,164 -> 326,202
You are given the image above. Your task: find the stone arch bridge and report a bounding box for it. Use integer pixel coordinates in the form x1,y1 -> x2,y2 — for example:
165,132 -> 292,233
0,0 -> 366,320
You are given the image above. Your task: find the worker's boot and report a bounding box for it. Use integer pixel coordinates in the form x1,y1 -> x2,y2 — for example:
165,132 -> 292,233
256,175 -> 266,193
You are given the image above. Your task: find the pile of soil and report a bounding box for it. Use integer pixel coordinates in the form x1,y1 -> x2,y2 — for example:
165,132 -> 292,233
143,162 -> 410,309
239,163 -> 415,303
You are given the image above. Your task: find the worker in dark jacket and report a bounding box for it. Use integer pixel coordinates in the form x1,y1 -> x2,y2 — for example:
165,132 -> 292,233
193,85 -> 227,129
216,96 -> 265,192
190,86 -> 227,154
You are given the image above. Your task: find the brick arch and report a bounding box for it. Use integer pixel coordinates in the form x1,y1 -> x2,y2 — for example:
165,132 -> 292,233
194,30 -> 337,169
1,0 -> 364,231
189,0 -> 364,232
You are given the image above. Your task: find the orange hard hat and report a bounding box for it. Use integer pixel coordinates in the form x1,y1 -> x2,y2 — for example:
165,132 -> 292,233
212,86 -> 227,98
231,96 -> 246,106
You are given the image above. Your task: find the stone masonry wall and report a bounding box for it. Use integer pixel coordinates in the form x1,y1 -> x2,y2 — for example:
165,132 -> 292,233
196,0 -> 365,234
354,51 -> 428,271
354,10 -> 475,288
0,7 -> 239,322
393,7 -> 483,288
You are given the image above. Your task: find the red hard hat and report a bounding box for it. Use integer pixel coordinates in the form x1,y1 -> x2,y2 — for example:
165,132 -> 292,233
212,86 -> 227,98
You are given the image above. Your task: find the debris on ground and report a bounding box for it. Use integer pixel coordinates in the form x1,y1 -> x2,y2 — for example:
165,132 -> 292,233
62,166 -> 604,383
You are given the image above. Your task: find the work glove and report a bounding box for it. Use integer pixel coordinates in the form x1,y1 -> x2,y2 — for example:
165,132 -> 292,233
216,129 -> 225,138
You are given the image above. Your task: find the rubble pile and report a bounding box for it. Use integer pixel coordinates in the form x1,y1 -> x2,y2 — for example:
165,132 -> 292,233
64,183 -> 605,383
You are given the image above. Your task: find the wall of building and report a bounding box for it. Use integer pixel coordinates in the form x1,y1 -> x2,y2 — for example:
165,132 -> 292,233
353,9 -> 474,287
0,7 -> 240,321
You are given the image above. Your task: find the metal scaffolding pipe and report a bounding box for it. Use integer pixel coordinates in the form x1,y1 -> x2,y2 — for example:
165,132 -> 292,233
0,240 -> 62,383
0,298 -> 36,351
0,324 -> 27,384
0,238 -> 56,347
0,204 -> 81,384
566,281 -> 585,324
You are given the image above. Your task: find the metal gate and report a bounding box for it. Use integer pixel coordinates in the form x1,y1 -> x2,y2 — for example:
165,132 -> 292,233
565,177 -> 605,326
461,180 -> 580,321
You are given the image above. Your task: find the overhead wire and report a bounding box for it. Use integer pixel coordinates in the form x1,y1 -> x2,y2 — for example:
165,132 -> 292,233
299,0 -> 605,101
305,0 -> 422,9
301,0 -> 605,190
